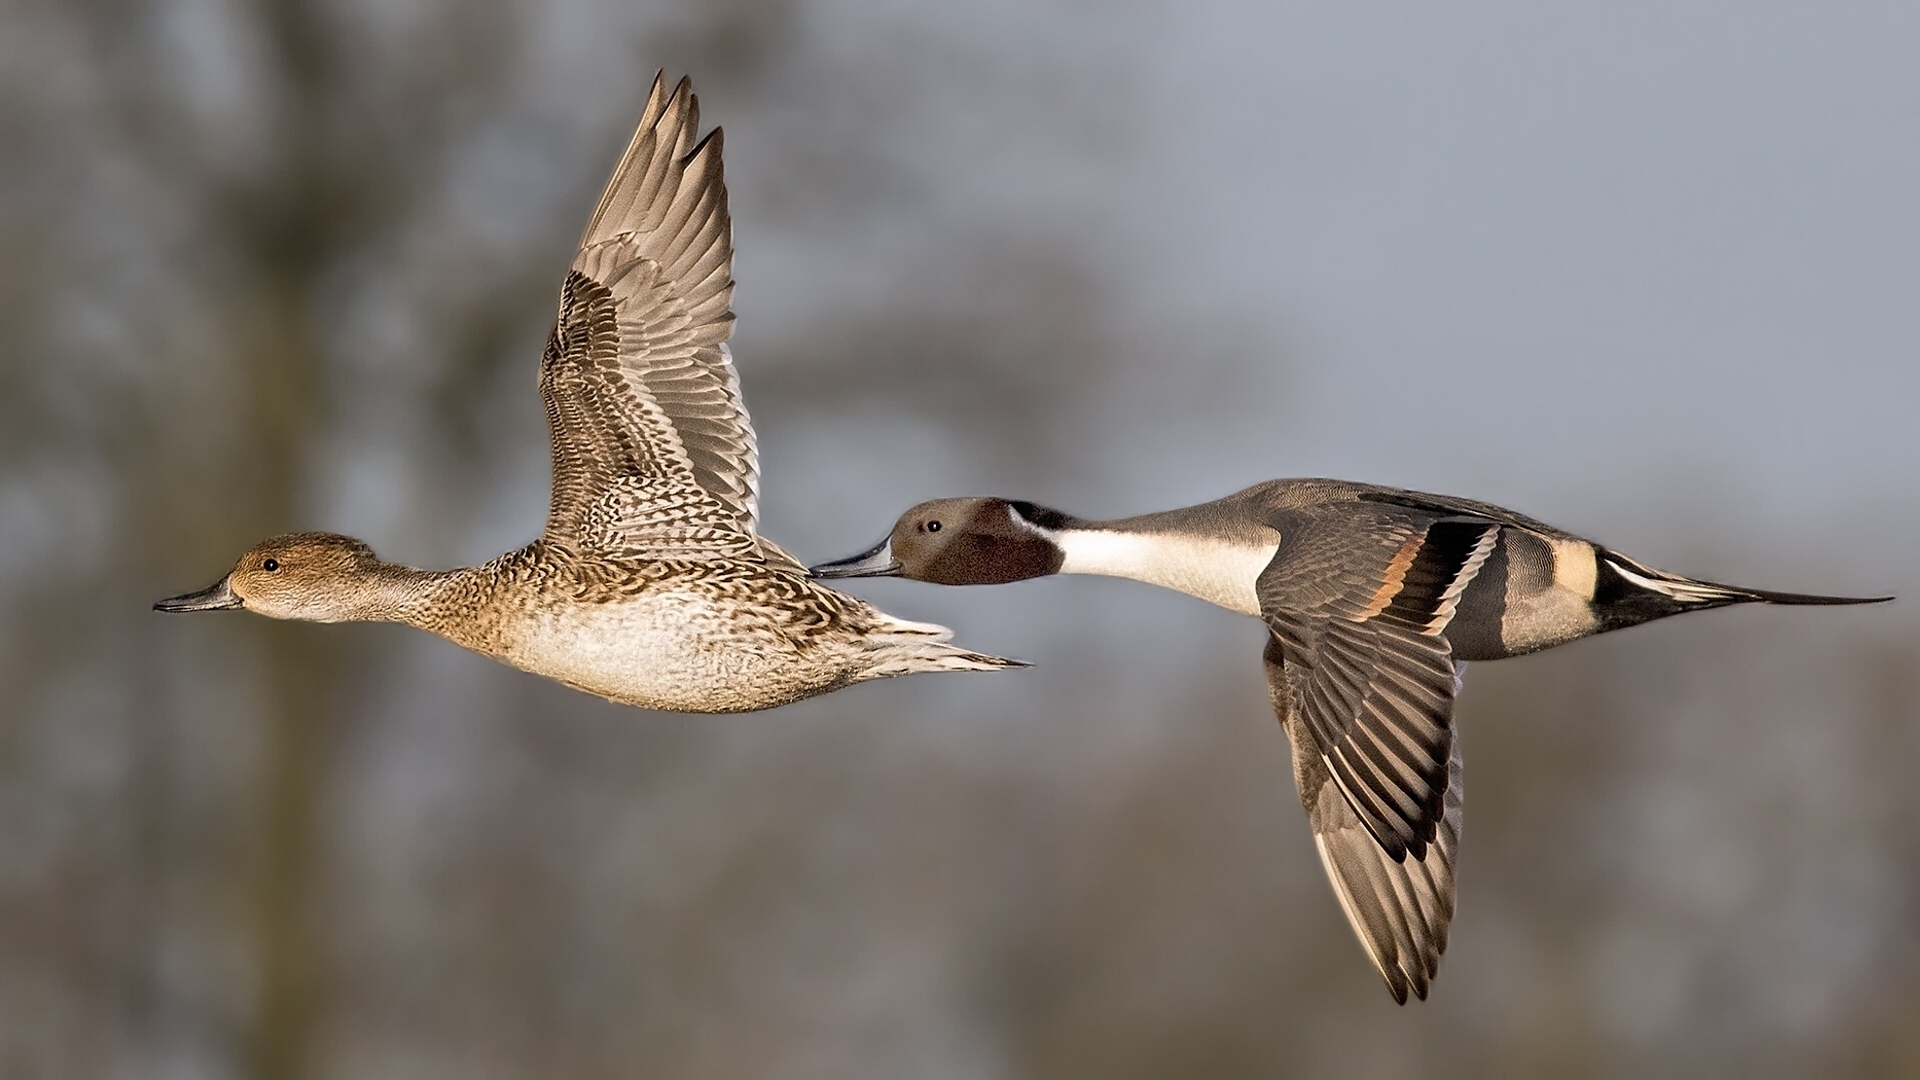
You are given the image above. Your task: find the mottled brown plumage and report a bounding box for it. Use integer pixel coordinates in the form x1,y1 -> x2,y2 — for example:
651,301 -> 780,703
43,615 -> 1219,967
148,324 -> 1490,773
156,74 -> 1022,712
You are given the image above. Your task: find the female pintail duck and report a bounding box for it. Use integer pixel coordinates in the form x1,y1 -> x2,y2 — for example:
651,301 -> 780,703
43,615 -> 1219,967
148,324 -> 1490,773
810,478 -> 1890,1001
155,73 -> 1021,713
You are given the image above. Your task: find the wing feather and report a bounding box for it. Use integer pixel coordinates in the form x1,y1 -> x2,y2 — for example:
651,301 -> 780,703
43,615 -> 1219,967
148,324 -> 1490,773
1269,639 -> 1465,1004
540,73 -> 759,558
1255,509 -> 1495,1001
1258,516 -> 1496,860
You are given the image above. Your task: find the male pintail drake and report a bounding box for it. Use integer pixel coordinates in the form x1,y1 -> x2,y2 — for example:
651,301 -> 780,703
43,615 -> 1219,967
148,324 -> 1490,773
809,478 -> 1890,1001
155,73 -> 1022,713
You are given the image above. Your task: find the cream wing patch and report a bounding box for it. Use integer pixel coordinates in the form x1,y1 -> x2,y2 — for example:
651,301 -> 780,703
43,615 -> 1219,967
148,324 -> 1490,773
1548,536 -> 1598,598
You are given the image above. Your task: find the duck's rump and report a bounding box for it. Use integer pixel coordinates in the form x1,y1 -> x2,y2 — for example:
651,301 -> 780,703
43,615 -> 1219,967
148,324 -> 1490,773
1442,526 -> 1605,660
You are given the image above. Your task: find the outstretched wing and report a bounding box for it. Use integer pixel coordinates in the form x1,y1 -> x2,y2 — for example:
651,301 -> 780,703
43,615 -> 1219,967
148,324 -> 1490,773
1269,639 -> 1465,1003
540,73 -> 760,559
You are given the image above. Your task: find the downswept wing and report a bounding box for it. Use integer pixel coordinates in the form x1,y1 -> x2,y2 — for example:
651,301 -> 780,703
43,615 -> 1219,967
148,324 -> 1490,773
1257,513 -> 1497,864
540,73 -> 761,560
1268,638 -> 1465,1003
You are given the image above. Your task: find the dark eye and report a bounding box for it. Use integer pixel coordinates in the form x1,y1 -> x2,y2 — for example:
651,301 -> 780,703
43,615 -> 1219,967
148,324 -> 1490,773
263,558 -> 280,572
925,520 -> 941,533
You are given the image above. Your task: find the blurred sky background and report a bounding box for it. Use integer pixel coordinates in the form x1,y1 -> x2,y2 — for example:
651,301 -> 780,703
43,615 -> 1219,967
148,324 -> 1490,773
2,0 -> 1917,1077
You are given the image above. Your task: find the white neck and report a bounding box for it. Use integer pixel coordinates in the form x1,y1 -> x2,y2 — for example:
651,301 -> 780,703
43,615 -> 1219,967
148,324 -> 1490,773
1051,527 -> 1277,616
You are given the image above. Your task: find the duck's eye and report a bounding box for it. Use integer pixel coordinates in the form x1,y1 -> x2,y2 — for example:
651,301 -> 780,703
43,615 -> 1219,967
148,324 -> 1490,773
263,558 -> 280,572
925,520 -> 941,533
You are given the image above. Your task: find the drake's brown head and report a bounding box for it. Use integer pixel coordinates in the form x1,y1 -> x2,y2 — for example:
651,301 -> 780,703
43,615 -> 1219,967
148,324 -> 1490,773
810,498 -> 1069,585
155,533 -> 387,622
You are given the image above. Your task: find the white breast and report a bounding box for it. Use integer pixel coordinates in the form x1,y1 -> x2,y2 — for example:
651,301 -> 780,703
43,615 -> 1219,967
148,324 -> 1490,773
1056,529 -> 1278,616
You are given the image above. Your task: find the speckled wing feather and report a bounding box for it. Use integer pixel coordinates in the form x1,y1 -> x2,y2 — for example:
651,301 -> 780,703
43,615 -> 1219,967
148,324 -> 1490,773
1268,638 -> 1465,1004
1256,512 -> 1497,862
540,73 -> 760,560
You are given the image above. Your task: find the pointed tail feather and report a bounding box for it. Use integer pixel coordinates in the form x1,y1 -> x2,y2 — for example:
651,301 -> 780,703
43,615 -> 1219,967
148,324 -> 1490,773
861,640 -> 1029,679
869,612 -> 960,640
1604,554 -> 1892,609
1729,587 -> 1892,606
858,611 -> 1028,678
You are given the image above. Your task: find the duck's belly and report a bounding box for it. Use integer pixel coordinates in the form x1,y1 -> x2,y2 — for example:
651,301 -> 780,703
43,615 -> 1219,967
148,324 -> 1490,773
495,593 -> 849,714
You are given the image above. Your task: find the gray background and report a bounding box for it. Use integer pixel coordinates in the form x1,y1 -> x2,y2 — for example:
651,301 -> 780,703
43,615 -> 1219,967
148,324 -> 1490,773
2,0 -> 1915,1076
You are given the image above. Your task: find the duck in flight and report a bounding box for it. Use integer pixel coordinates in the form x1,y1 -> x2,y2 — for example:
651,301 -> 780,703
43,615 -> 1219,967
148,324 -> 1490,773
810,478 -> 1890,1001
155,73 -> 1022,712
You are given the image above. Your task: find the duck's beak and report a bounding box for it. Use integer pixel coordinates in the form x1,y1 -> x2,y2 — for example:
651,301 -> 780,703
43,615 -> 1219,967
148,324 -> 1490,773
154,576 -> 243,612
808,538 -> 902,579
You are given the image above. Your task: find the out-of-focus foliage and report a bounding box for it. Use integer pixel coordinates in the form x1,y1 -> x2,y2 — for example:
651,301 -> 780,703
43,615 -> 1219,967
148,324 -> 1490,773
1,0 -> 1915,1078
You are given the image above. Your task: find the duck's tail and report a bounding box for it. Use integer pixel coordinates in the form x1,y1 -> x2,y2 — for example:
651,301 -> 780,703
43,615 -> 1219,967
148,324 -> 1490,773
859,612 -> 1029,679
1601,551 -> 1893,611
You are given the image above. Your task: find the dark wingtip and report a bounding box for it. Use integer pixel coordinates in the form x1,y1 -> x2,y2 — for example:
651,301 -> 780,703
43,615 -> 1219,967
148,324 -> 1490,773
1386,975 -> 1410,1006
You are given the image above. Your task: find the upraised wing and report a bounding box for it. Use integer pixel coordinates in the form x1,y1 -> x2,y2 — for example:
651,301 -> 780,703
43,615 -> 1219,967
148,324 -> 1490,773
540,73 -> 760,560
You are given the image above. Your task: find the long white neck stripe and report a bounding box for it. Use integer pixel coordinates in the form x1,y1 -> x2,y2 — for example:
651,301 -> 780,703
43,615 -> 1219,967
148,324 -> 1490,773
1053,528 -> 1276,617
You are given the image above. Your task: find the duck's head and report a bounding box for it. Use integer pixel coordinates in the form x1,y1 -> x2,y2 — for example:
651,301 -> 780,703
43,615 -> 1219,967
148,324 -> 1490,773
154,532 -> 385,622
809,498 -> 1070,585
